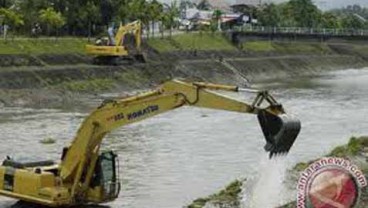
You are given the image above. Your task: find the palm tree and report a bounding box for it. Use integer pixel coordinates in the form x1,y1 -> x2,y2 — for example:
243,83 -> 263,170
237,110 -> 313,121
39,7 -> 65,36
0,8 -> 24,39
82,1 -> 100,41
163,1 -> 179,37
128,0 -> 150,38
212,9 -> 222,32
148,0 -> 163,38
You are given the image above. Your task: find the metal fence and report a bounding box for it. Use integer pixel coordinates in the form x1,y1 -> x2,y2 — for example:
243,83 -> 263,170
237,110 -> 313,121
233,26 -> 368,37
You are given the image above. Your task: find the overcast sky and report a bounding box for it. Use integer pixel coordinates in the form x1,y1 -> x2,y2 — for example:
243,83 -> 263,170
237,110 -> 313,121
161,0 -> 368,10
270,0 -> 368,10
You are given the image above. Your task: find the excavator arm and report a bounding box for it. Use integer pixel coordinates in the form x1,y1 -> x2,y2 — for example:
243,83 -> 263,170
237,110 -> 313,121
114,20 -> 142,52
59,79 -> 301,201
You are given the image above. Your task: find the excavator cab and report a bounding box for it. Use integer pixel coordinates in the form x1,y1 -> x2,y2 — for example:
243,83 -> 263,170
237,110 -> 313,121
90,151 -> 121,202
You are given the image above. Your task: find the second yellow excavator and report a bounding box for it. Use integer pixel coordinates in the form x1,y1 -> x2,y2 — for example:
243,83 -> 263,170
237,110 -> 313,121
0,79 -> 300,207
86,20 -> 145,65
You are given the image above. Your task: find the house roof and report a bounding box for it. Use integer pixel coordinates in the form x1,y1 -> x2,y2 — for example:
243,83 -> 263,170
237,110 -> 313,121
185,8 -> 213,20
193,0 -> 231,12
231,0 -> 261,7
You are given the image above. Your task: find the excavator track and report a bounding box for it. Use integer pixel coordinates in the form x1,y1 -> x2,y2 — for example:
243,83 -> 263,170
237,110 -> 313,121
92,54 -> 146,65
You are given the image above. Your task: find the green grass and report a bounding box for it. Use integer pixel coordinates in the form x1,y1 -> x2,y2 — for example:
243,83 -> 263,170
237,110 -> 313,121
242,41 -> 275,52
327,136 -> 368,157
242,41 -> 332,54
0,36 -> 334,55
187,179 -> 243,208
292,136 -> 368,171
0,38 -> 88,54
281,136 -> 368,208
146,38 -> 178,53
147,33 -> 236,52
274,42 -> 331,53
173,33 -> 235,50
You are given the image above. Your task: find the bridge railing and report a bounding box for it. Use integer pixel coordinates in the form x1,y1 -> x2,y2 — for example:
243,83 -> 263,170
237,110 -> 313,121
233,26 -> 368,37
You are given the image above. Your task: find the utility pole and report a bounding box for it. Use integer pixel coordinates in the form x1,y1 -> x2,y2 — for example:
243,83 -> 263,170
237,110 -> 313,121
0,15 -> 4,39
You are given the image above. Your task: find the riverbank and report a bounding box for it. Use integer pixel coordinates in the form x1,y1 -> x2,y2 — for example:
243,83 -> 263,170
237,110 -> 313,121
1,34 -> 368,207
1,34 -> 368,108
187,136 -> 368,208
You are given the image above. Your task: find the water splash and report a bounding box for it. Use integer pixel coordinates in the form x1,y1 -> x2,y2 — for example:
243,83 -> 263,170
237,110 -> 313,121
242,155 -> 289,208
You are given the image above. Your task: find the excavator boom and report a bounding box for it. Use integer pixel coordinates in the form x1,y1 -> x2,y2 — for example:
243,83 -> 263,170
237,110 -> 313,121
0,79 -> 300,207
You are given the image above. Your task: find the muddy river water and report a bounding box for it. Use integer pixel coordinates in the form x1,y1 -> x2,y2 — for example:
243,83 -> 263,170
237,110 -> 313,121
0,68 -> 368,207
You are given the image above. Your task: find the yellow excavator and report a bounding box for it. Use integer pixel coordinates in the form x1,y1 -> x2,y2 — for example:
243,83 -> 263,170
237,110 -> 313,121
85,20 -> 145,65
0,80 -> 301,207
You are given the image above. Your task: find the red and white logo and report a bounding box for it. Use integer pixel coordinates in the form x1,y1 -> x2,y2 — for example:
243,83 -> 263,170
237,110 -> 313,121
297,157 -> 367,208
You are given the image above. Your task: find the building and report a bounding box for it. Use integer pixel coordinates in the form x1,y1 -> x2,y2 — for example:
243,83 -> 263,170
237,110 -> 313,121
193,0 -> 231,12
179,0 -> 256,30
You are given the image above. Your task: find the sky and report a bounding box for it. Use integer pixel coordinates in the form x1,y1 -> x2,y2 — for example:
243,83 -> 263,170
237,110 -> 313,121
161,0 -> 368,10
271,0 -> 368,10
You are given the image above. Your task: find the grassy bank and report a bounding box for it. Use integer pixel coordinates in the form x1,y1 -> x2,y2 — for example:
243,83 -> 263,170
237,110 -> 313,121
0,34 -> 366,56
242,41 -> 332,54
187,179 -> 244,208
0,33 -> 236,55
147,33 -> 236,52
280,136 -> 368,208
0,38 -> 88,54
187,136 -> 368,208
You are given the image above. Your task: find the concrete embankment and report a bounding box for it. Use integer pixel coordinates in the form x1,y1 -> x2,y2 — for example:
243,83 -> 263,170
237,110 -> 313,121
0,40 -> 367,108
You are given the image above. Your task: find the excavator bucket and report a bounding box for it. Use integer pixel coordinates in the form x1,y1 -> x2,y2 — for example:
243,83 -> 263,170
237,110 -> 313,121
257,110 -> 301,158
134,53 -> 146,63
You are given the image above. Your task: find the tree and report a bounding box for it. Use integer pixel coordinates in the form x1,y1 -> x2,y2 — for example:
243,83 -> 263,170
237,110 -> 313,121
341,14 -> 366,29
197,0 -> 211,11
80,1 -> 100,40
212,9 -> 222,32
287,0 -> 321,27
39,7 -> 65,36
100,0 -> 114,27
275,3 -> 297,27
0,0 -> 12,8
258,3 -> 281,27
163,1 -> 179,37
330,4 -> 368,28
148,0 -> 163,38
116,0 -> 131,23
14,0 -> 46,34
320,12 -> 340,28
0,8 -> 23,26
127,0 -> 150,38
0,8 -> 24,38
